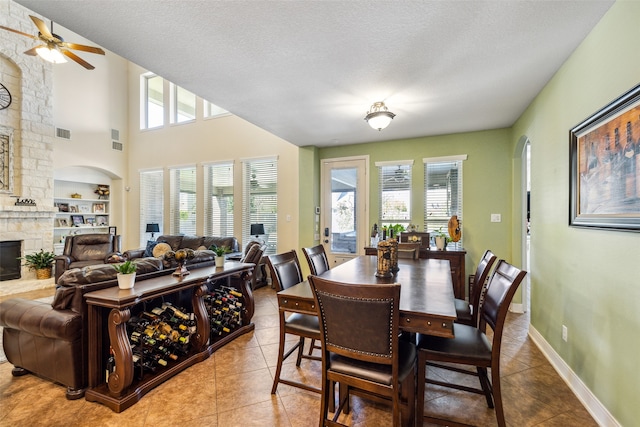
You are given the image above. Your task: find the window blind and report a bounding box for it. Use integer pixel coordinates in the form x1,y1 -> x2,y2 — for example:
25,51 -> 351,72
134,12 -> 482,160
204,162 -> 234,237
376,161 -> 412,228
242,158 -> 278,254
139,169 -> 164,245
169,166 -> 197,235
424,158 -> 464,250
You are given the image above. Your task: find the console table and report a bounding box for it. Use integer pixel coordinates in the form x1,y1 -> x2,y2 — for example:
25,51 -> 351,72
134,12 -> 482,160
364,246 -> 466,299
84,262 -> 254,412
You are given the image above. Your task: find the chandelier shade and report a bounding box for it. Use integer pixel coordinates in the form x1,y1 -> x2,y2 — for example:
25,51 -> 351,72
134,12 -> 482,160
364,101 -> 395,131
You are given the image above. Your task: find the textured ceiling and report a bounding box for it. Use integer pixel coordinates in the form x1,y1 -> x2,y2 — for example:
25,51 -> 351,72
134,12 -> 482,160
14,0 -> 614,147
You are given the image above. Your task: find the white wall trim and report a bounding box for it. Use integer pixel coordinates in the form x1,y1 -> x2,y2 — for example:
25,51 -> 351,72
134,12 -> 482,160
509,303 -> 524,314
528,325 -> 620,427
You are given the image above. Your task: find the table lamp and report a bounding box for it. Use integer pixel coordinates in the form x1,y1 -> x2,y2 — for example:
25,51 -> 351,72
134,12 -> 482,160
146,223 -> 160,239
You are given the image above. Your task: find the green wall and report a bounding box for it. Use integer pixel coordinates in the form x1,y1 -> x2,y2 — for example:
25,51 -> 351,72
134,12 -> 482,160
316,128 -> 516,296
511,1 -> 639,424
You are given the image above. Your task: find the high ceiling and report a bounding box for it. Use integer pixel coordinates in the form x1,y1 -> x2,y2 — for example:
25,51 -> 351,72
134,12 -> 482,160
16,0 -> 614,147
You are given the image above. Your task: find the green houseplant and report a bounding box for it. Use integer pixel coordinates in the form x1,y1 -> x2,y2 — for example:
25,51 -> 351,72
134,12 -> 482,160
113,260 -> 137,289
20,249 -> 55,279
432,227 -> 451,251
212,246 -> 229,268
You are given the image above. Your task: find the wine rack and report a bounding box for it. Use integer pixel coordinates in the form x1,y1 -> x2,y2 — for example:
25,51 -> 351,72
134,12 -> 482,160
85,263 -> 256,413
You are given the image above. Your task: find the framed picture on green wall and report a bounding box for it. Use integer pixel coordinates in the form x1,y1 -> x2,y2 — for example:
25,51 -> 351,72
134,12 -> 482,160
569,83 -> 640,232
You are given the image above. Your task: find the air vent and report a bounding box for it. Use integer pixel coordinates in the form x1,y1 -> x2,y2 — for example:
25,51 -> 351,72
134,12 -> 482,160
111,128 -> 120,141
56,128 -> 71,139
112,141 -> 123,151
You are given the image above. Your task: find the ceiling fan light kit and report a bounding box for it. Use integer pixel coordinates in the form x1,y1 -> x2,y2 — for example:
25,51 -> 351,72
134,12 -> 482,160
365,101 -> 396,131
0,15 -> 104,70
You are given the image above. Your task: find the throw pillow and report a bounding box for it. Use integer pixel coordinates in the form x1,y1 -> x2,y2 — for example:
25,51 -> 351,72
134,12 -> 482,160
144,240 -> 158,257
152,242 -> 172,258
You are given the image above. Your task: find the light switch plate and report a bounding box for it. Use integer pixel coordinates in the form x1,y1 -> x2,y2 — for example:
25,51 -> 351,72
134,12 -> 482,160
491,214 -> 502,222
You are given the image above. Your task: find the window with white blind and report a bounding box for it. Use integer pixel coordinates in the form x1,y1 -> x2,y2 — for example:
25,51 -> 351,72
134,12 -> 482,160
204,162 -> 234,237
141,73 -> 164,129
242,158 -> 277,255
376,160 -> 413,229
203,100 -> 230,119
169,166 -> 197,235
139,169 -> 164,245
424,155 -> 466,250
170,84 -> 196,124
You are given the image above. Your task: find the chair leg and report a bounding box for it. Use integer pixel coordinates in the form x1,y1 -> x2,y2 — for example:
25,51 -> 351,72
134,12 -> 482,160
477,367 -> 494,408
491,365 -> 505,427
319,374 -> 330,427
295,336 -> 305,366
308,338 -> 316,355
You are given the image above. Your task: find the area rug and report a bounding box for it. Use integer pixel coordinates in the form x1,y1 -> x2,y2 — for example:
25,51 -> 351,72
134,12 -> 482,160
0,296 -> 54,364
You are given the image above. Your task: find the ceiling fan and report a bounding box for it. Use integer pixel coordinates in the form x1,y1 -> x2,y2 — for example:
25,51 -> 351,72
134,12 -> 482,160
0,15 -> 104,70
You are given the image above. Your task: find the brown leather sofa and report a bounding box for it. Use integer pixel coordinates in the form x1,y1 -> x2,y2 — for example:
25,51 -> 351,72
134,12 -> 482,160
54,233 -> 122,283
0,257 -> 163,399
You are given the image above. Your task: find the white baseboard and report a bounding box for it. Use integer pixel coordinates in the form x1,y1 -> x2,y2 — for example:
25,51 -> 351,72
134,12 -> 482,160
528,326 -> 620,427
509,302 -> 524,313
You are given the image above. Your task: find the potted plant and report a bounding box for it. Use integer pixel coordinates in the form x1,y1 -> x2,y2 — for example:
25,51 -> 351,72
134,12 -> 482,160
20,249 -> 55,279
212,246 -> 229,268
113,260 -> 137,289
432,227 -> 451,251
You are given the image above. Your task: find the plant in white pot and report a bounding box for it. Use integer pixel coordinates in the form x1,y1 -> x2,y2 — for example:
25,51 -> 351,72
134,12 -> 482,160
432,227 -> 451,251
113,260 -> 137,289
212,246 -> 229,268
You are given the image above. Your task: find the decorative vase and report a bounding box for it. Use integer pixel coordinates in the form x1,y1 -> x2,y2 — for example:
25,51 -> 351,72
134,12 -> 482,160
215,256 -> 225,268
35,267 -> 52,280
117,272 -> 136,289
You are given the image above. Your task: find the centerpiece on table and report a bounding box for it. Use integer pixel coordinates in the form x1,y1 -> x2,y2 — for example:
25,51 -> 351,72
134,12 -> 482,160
172,248 -> 195,276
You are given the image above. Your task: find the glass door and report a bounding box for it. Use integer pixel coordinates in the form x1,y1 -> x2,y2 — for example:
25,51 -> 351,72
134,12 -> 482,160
321,157 -> 368,267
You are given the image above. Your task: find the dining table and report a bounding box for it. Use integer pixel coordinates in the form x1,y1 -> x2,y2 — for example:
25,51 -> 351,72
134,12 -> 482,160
277,255 -> 457,338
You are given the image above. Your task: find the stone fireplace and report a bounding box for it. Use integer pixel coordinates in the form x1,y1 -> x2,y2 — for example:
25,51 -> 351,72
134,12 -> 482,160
1,2 -> 57,295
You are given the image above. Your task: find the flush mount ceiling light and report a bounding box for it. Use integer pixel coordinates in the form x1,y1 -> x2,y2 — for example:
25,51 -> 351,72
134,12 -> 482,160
364,101 -> 396,131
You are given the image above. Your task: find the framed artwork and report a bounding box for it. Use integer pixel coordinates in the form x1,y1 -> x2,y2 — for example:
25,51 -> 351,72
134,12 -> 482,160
569,84 -> 640,232
57,218 -> 69,227
96,215 -> 108,226
69,205 -> 78,213
71,215 -> 84,226
108,226 -> 117,236
57,203 -> 69,212
93,203 -> 105,213
79,205 -> 90,213
85,217 -> 96,225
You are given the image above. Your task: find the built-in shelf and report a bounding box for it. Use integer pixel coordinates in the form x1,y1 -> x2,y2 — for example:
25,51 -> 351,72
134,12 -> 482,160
53,180 -> 111,245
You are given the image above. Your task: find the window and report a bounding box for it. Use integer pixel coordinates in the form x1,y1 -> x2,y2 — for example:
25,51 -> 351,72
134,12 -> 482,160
376,160 -> 413,229
169,166 -> 197,235
203,100 -> 230,119
204,162 -> 234,237
141,73 -> 164,129
170,84 -> 196,124
140,169 -> 164,245
424,155 -> 466,250
242,158 -> 277,254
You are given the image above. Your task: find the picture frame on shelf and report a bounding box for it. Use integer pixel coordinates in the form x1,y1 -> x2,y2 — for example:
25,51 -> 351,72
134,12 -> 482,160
69,205 -> 78,213
85,217 -> 96,225
96,215 -> 108,226
57,203 -> 69,212
569,84 -> 640,232
71,215 -> 84,226
79,205 -> 90,213
108,226 -> 117,236
57,218 -> 69,227
93,203 -> 106,213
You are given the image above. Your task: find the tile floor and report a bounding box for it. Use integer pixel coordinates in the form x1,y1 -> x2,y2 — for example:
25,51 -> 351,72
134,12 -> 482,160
0,286 -> 597,427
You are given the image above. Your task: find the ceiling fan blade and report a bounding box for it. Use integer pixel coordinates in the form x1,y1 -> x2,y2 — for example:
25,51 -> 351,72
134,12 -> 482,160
0,24 -> 38,39
60,42 -> 105,55
30,15 -> 53,40
62,49 -> 95,70
24,46 -> 42,56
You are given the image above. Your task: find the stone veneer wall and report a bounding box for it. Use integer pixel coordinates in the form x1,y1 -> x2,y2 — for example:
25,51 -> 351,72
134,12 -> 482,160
1,0 -> 57,294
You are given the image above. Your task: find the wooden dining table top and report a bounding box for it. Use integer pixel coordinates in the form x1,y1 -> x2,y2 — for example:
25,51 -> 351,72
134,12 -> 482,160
278,255 -> 457,338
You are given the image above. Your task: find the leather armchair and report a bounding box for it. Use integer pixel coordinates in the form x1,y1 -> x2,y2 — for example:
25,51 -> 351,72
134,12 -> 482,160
54,234 -> 121,282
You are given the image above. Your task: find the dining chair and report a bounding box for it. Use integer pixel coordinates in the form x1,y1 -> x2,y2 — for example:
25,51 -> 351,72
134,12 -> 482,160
415,259 -> 527,427
455,249 -> 497,327
301,244 -> 330,356
308,275 -> 416,427
267,250 -> 322,394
